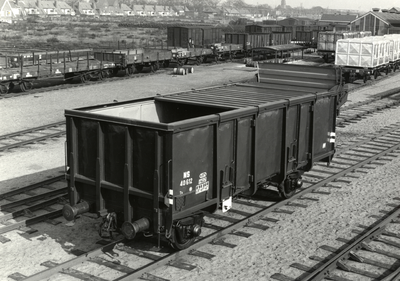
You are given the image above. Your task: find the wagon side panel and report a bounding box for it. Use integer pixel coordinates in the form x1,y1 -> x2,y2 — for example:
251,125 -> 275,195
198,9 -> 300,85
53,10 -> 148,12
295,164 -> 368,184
171,125 -> 216,215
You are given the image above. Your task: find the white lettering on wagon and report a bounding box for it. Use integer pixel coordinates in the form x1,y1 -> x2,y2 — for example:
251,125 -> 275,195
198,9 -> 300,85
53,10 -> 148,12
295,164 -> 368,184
196,172 -> 209,194
196,182 -> 209,194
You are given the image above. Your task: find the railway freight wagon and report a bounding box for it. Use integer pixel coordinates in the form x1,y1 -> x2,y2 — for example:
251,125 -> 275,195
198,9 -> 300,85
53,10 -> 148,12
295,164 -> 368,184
335,35 -> 396,83
63,63 -> 344,250
167,26 -> 222,48
245,24 -> 283,33
224,33 -> 271,50
93,49 -> 172,73
318,31 -> 372,62
0,49 -> 93,68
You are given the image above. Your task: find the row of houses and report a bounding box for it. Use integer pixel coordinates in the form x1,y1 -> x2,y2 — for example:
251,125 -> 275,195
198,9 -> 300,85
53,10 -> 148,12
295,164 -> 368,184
0,0 -> 273,23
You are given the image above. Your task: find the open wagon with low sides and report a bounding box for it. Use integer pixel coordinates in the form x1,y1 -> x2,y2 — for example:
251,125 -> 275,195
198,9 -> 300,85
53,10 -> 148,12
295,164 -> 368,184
93,49 -> 173,74
0,50 -> 116,94
63,63 -> 346,249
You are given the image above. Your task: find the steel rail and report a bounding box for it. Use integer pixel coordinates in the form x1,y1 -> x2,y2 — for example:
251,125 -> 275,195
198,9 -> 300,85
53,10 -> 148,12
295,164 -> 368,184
0,187 -> 67,211
0,121 -> 65,140
19,127 -> 400,281
0,122 -> 66,152
300,206 -> 400,281
0,195 -> 66,225
0,175 -> 65,200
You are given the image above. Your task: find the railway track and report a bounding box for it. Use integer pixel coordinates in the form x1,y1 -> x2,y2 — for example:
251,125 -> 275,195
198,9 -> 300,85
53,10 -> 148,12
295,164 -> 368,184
7,120 -> 400,281
272,203 -> 400,281
0,121 -> 66,153
0,176 -> 66,243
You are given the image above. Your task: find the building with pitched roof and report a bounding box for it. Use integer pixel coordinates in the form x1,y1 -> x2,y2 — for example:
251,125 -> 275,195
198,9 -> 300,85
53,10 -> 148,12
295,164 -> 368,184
172,5 -> 186,16
38,0 -> 57,15
223,7 -> 239,17
132,4 -> 144,16
120,3 -> 131,16
319,13 -> 358,24
18,0 -> 40,15
0,0 -> 18,22
75,1 -> 95,15
54,0 -> 74,15
143,4 -> 154,16
350,9 -> 400,35
154,5 -> 165,16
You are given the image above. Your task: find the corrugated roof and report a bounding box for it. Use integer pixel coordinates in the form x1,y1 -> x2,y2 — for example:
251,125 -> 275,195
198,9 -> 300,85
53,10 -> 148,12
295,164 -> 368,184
55,1 -> 71,9
320,14 -> 357,22
253,44 -> 306,52
351,11 -> 400,26
38,1 -> 55,8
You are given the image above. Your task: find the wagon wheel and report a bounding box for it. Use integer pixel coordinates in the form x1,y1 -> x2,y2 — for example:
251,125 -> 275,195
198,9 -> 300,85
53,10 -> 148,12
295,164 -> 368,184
184,58 -> 189,65
9,82 -> 15,92
101,70 -> 109,78
136,65 -> 143,73
150,64 -> 155,73
374,70 -> 379,79
169,223 -> 197,250
80,74 -> 87,83
0,84 -> 8,94
394,64 -> 398,72
20,81 -> 33,92
203,56 -> 208,63
154,62 -> 160,71
196,56 -> 202,66
363,73 -> 368,83
278,181 -> 296,199
385,67 -> 389,75
163,60 -> 170,68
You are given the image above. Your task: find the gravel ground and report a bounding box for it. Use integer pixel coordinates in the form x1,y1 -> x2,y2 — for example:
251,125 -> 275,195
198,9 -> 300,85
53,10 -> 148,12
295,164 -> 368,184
1,63 -> 400,281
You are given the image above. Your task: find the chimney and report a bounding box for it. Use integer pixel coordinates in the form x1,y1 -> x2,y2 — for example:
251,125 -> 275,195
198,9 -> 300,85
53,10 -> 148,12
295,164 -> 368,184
382,9 -> 388,13
372,8 -> 380,12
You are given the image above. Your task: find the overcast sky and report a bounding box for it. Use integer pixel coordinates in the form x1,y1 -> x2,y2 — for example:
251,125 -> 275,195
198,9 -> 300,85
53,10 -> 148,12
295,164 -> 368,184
244,0 -> 399,12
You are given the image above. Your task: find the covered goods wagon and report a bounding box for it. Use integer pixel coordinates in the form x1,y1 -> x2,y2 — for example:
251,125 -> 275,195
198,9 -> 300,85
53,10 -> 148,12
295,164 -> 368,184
63,64 -> 344,249
335,37 -> 390,68
167,26 -> 222,48
245,24 -> 283,33
224,33 -> 271,49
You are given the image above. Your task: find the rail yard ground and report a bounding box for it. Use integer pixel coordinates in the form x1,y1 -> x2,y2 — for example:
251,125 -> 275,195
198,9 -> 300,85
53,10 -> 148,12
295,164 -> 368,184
1,62 -> 400,280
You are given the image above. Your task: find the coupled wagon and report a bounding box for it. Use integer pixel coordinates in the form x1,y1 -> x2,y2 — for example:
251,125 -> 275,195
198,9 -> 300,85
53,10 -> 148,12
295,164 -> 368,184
0,50 -> 115,94
93,49 -> 173,74
335,35 -> 399,83
63,63 -> 346,250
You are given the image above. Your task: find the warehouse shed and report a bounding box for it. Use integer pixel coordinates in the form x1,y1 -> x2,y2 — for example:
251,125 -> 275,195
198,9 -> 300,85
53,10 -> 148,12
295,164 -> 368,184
350,9 -> 400,35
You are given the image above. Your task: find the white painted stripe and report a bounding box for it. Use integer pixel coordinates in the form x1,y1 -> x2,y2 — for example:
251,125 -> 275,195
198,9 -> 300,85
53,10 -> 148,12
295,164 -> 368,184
168,198 -> 173,205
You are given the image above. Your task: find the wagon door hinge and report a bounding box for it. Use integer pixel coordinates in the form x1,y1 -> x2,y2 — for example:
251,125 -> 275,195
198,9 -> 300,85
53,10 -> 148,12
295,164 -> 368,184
248,174 -> 254,183
251,119 -> 256,127
309,105 -> 314,112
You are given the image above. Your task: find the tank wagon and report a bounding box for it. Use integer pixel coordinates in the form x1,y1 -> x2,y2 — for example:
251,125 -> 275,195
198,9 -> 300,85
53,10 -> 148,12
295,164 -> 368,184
63,63 -> 345,250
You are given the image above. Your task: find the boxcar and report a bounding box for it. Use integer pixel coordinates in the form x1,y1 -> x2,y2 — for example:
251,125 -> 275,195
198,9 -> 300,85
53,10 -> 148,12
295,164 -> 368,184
270,32 -> 292,45
63,64 -> 345,250
167,26 -> 222,48
224,33 -> 271,50
245,24 -> 283,33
